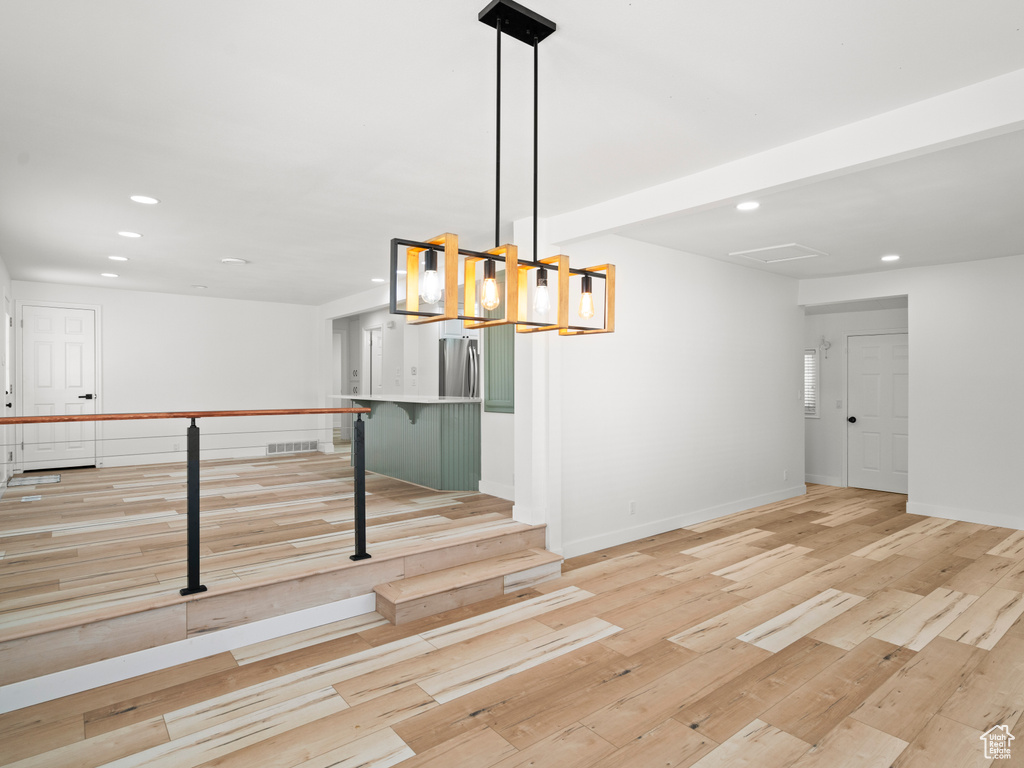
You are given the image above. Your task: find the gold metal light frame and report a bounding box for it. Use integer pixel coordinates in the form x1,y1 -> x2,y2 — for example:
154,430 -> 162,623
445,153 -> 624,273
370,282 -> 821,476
391,233 -> 459,324
515,254 -> 569,333
560,263 -> 615,335
464,244 -> 519,328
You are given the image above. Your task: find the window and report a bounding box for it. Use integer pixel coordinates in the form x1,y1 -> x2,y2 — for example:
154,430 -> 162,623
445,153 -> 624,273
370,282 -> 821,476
804,348 -> 819,418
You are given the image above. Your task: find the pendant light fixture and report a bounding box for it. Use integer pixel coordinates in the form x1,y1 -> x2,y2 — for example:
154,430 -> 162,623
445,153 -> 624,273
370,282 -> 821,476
389,0 -> 614,336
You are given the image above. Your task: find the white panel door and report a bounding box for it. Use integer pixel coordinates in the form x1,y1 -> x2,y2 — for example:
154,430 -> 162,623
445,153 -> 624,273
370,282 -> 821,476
847,333 -> 908,493
21,305 -> 98,469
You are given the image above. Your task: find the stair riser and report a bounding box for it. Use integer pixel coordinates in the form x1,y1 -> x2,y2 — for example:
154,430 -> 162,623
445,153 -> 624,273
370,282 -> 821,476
380,577 -> 504,625
504,561 -> 562,594
403,528 -> 547,578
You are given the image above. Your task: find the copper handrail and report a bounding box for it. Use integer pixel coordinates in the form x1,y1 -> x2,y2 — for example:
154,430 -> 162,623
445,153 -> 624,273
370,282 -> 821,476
0,407 -> 370,425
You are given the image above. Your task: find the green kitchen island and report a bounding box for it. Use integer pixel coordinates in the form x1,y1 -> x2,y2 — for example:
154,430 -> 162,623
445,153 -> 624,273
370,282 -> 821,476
339,395 -> 481,491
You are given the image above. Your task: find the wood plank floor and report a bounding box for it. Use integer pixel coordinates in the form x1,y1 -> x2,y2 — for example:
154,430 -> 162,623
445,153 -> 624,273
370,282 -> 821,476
3,484 -> 1024,766
0,450 -> 515,646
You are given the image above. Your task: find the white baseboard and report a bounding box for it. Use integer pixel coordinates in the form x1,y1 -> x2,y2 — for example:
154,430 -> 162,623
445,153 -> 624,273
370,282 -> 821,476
562,485 -> 808,559
479,480 -> 515,501
0,592 -> 376,714
805,474 -> 843,487
907,501 -> 1024,531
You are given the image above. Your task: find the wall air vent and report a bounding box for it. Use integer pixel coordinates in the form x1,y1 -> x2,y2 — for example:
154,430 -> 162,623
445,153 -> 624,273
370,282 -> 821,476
729,243 -> 829,264
267,441 -> 318,455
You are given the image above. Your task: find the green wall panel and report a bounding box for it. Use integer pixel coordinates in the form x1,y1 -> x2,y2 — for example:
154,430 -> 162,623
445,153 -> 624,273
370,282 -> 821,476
484,272 -> 515,413
352,400 -> 480,491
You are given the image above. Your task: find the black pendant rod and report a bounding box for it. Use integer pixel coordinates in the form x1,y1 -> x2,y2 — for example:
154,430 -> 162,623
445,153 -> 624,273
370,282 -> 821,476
532,35 -> 539,267
495,17 -> 502,249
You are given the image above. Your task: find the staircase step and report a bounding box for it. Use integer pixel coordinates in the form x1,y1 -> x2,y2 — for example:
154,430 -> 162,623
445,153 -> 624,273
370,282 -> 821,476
374,548 -> 563,625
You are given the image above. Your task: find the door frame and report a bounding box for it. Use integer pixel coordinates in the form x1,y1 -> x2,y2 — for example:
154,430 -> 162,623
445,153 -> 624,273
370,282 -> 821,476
362,324 -> 383,396
841,327 -> 908,489
15,300 -> 104,471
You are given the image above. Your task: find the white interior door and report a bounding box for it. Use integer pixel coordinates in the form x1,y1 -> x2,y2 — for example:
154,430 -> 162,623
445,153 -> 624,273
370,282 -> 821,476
847,333 -> 908,493
20,304 -> 98,470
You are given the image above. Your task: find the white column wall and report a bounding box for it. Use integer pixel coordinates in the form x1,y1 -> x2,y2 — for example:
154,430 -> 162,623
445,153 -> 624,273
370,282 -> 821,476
516,234 -> 806,557
799,254 -> 1024,529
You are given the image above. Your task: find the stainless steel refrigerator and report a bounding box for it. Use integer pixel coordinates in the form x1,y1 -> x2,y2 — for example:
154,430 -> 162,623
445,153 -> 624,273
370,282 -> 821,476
439,338 -> 479,397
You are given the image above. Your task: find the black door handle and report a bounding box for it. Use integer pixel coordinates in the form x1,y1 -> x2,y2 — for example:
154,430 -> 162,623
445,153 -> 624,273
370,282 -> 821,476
848,416 -> 857,423
78,393 -> 96,400
5,403 -> 11,408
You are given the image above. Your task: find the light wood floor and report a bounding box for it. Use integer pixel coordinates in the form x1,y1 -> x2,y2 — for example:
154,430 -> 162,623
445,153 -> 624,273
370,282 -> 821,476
0,451 -> 514,644
4,484 -> 1024,767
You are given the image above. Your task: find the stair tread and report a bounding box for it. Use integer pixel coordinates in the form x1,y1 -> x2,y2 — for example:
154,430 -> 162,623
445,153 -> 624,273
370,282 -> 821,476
376,548 -> 562,604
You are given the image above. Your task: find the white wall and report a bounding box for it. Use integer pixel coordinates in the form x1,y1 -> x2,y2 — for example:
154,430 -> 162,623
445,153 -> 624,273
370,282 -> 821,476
534,235 -> 805,557
13,281 -> 321,467
804,307 -> 908,486
799,254 -> 1024,529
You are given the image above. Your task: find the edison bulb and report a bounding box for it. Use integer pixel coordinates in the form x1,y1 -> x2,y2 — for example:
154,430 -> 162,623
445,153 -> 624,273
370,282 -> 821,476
420,269 -> 442,304
534,268 -> 551,316
578,291 -> 595,319
534,283 -> 551,315
419,249 -> 442,304
480,259 -> 501,311
481,276 -> 501,311
578,274 -> 595,319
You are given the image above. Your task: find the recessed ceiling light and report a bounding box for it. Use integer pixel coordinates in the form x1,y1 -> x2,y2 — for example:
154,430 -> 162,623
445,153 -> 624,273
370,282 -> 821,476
881,254 -> 901,262
220,258 -> 248,265
192,284 -> 207,289
371,278 -> 386,283
130,195 -> 159,205
101,273 -> 118,278
118,231 -> 142,238
108,255 -> 129,262
736,201 -> 760,211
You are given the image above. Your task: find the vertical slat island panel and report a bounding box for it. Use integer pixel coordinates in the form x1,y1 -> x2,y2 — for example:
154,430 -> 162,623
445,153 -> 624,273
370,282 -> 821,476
349,396 -> 481,491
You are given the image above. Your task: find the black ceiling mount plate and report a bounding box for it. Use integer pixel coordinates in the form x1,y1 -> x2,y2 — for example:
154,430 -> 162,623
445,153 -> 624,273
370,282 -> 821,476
478,0 -> 556,46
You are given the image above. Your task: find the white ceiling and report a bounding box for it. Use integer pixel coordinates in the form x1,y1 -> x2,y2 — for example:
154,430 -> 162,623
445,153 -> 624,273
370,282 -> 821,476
2,1 -> 1023,304
619,128 -> 1024,279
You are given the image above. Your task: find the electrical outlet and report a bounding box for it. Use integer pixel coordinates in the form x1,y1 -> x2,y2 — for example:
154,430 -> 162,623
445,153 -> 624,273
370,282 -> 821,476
783,469 -> 789,481
628,500 -> 637,516
174,442 -> 180,452
411,366 -> 417,375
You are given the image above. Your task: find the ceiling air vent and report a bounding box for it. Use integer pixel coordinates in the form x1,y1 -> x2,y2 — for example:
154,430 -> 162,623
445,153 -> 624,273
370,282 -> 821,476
729,243 -> 828,264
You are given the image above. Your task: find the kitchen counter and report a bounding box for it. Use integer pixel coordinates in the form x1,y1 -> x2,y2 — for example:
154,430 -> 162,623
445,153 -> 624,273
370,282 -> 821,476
330,394 -> 480,491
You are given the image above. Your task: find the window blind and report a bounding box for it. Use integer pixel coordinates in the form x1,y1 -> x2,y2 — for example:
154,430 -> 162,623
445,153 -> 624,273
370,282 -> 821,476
804,349 -> 819,418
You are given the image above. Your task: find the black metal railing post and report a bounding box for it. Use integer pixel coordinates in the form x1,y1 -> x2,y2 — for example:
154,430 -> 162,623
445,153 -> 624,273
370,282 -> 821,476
350,413 -> 371,561
180,417 -> 208,595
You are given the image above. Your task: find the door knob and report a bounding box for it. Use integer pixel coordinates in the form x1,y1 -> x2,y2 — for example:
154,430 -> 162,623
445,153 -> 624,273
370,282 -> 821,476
78,393 -> 96,400
4,403 -> 11,408
847,416 -> 857,423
